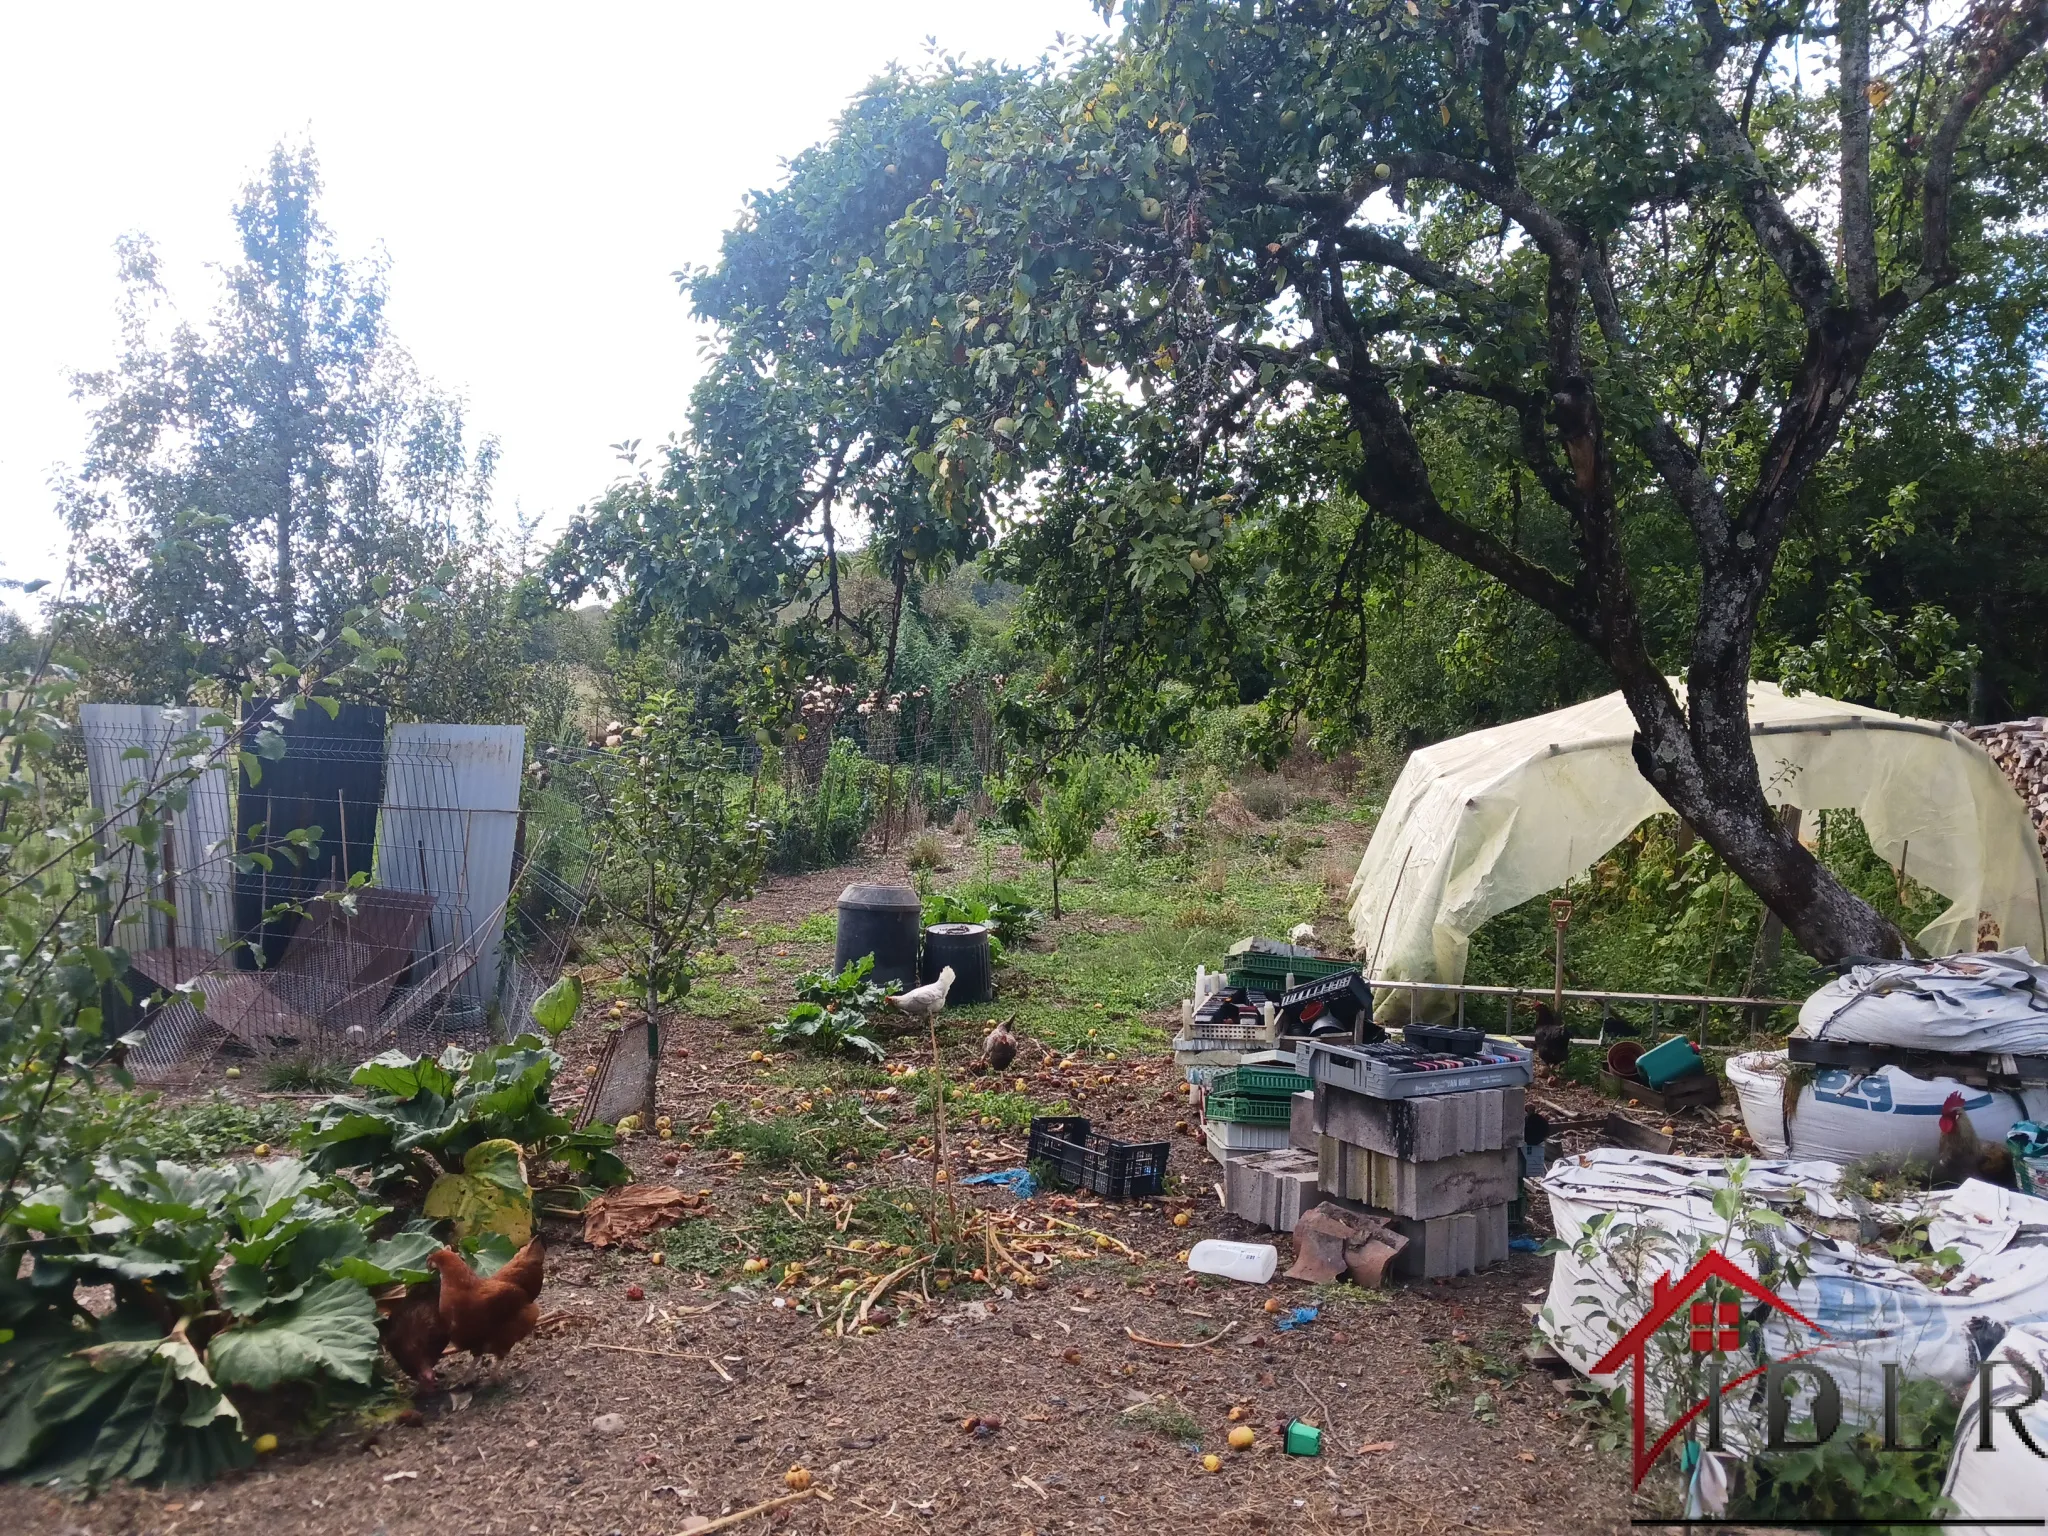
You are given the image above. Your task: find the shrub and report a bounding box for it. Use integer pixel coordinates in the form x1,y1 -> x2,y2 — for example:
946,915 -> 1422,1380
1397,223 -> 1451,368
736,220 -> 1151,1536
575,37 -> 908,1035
0,1156 -> 434,1487
995,753 -> 1132,918
296,1033 -> 628,1209
769,955 -> 890,1061
1238,776 -> 1290,821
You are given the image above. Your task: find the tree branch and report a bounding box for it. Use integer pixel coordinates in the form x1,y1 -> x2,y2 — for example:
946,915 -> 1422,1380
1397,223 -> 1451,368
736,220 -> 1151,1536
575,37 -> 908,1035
1839,0 -> 1880,306
1330,228 -> 1504,311
1897,0 -> 2048,308
1688,76 -> 1840,317
1340,371 -> 1600,648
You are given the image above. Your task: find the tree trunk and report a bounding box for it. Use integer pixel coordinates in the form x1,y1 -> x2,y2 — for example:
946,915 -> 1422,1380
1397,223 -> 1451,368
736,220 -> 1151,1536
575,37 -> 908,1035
275,452 -> 296,654
1625,685 -> 1906,963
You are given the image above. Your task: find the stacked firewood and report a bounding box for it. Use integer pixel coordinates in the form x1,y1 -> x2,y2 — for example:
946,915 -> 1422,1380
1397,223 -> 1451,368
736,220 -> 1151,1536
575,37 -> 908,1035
1962,719 -> 2048,859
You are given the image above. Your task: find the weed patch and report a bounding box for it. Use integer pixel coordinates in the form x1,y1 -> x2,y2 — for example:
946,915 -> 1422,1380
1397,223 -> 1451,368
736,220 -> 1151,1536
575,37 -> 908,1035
123,1092 -> 303,1163
700,1098 -> 892,1174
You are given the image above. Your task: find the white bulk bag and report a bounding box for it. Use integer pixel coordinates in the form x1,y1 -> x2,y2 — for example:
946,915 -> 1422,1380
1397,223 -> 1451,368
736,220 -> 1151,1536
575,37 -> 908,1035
1725,1049 -> 2042,1164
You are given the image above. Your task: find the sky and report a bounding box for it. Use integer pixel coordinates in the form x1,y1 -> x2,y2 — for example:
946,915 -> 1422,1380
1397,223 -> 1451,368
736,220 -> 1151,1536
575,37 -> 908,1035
0,1 -> 1109,610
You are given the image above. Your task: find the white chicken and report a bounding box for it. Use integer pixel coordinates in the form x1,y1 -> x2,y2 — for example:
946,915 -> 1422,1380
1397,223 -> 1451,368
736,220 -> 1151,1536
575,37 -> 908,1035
883,966 -> 956,1030
1289,922 -> 1318,946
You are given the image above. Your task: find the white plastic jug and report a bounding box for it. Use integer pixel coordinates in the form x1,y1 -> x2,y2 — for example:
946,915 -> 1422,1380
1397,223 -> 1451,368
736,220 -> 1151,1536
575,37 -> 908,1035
1187,1239 -> 1277,1284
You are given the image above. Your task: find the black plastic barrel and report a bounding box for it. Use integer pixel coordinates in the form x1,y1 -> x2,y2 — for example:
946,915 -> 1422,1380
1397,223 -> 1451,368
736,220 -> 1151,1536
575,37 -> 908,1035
922,922 -> 992,1006
834,883 -> 923,989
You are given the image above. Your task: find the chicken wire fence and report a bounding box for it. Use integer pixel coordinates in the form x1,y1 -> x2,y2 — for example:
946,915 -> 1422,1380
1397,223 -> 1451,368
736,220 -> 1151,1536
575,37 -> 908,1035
81,706 -> 591,1082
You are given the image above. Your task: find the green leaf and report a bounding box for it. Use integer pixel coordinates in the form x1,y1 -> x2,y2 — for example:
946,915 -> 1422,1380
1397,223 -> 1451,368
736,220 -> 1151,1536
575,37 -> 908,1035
530,974 -> 582,1037
422,1138 -> 532,1245
206,1279 -> 379,1389
327,1230 -> 441,1287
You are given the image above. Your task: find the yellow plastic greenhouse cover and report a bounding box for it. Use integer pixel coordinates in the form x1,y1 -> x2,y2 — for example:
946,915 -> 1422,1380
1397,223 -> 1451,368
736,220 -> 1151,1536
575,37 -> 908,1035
1345,683 -> 2048,986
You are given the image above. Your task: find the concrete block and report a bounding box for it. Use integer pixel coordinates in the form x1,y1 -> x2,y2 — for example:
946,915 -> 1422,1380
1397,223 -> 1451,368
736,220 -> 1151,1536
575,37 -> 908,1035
1387,1203 -> 1510,1279
1289,1090 -> 1317,1151
1314,1084 -> 1523,1160
1317,1138 -> 1520,1219
1224,1148 -> 1320,1231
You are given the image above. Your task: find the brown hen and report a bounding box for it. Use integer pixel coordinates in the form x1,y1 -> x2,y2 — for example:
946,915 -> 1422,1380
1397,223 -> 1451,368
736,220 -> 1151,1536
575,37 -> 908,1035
377,1283 -> 450,1391
427,1241 -> 545,1364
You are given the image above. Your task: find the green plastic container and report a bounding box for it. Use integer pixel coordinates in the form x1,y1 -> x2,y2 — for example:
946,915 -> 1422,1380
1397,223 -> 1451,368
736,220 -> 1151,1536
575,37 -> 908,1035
1212,1065 -> 1311,1098
1203,1093 -> 1295,1126
1285,1420 -> 1323,1456
1637,1034 -> 1705,1089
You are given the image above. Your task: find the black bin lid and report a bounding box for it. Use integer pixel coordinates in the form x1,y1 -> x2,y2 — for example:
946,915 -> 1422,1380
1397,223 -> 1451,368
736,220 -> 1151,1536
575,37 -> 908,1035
837,883 -> 922,911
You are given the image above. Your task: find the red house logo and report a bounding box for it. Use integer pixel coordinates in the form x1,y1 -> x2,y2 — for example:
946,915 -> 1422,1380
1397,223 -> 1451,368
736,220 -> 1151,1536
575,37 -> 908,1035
1587,1250 -> 1830,1489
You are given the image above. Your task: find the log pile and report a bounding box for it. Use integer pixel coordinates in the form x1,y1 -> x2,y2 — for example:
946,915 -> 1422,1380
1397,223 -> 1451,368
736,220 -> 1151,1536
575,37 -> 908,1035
1962,719 -> 2048,859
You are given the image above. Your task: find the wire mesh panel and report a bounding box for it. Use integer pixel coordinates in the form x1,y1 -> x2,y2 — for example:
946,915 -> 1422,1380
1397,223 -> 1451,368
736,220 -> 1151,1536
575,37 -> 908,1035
115,712 -> 533,1076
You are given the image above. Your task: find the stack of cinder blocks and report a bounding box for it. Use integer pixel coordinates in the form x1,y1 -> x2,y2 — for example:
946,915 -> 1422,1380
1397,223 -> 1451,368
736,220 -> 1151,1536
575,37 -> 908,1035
1308,1082 -> 1524,1279
1222,1147 -> 1321,1231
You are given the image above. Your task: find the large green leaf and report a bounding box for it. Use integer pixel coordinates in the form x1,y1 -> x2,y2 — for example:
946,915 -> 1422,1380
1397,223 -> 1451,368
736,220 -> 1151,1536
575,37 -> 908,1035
206,1279 -> 379,1390
530,973 -> 582,1036
327,1230 -> 440,1287
4,1331 -> 246,1488
229,1158 -> 323,1229
422,1138 -> 531,1245
350,1049 -> 459,1101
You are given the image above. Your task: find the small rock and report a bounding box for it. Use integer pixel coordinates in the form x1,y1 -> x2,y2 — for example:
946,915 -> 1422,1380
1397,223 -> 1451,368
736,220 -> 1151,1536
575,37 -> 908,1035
592,1413 -> 627,1436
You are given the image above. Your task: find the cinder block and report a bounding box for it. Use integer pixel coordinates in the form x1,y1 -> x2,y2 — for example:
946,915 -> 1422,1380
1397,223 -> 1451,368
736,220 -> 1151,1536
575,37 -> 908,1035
1317,1138 -> 1520,1219
1223,1147 -> 1320,1231
1315,1084 -> 1524,1160
1387,1203 -> 1510,1279
1289,1090 -> 1317,1151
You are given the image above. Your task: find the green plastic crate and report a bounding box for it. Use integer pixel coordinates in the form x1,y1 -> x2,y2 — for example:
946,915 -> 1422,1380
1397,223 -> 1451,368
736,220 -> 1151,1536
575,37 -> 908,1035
1203,1093 -> 1295,1126
1227,954 -> 1355,987
1212,1065 -> 1311,1098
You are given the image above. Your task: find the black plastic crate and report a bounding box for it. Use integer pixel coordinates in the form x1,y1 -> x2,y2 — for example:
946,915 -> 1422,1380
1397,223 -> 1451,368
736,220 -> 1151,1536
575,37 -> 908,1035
1026,1116 -> 1169,1199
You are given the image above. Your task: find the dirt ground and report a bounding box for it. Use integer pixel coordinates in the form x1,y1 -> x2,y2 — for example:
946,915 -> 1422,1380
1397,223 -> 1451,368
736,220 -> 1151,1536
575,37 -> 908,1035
3,840 -> 1744,1536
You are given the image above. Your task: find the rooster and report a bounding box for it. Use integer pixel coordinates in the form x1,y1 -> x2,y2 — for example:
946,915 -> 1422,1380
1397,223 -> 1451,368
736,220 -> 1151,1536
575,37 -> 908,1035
1531,1002 -> 1571,1072
883,967 -> 955,1032
427,1238 -> 546,1367
1933,1092 -> 2014,1189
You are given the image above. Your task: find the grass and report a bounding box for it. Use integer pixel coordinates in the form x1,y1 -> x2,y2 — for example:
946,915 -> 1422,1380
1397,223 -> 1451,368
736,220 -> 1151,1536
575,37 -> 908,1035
918,1084 -> 1068,1130
681,974 -> 771,1024
1121,1399 -> 1202,1442
261,1056 -> 351,1094
747,913 -> 836,945
970,840 -> 1322,1055
764,1059 -> 895,1092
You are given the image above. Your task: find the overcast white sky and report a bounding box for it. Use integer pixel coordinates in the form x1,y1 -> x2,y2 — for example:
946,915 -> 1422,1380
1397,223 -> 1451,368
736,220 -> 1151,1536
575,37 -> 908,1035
0,2 -> 1108,610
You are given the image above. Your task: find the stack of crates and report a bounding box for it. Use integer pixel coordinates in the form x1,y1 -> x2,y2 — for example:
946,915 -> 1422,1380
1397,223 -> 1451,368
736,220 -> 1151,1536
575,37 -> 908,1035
1296,1027 -> 1534,1279
1223,937 -> 1354,992
1203,1059 -> 1311,1163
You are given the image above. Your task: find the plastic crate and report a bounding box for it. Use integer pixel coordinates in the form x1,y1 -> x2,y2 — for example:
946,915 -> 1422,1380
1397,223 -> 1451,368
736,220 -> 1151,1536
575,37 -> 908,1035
1026,1116 -> 1169,1199
1227,954 -> 1355,988
1212,1065 -> 1311,1098
1182,1013 -> 1273,1045
1204,1119 -> 1292,1160
1295,1036 -> 1533,1099
1204,1092 -> 1295,1125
